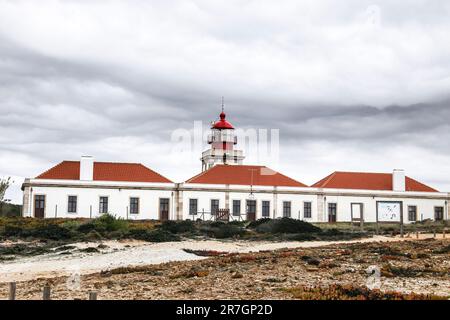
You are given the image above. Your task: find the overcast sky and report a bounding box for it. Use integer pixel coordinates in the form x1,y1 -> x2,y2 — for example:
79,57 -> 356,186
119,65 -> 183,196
1,0 -> 450,204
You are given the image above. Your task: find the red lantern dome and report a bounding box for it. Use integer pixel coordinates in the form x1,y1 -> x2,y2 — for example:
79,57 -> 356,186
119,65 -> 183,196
212,111 -> 234,130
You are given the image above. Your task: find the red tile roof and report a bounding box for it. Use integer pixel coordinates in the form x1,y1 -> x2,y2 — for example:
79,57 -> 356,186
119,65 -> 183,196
311,171 -> 438,192
36,161 -> 173,183
185,165 -> 307,187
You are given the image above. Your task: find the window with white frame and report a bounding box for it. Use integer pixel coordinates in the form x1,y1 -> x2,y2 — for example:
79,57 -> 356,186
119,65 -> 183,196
304,202 -> 312,218
189,199 -> 198,215
435,206 -> 444,221
262,201 -> 270,218
408,206 -> 417,222
283,201 -> 291,218
68,196 -> 77,213
99,197 -> 108,214
130,197 -> 139,214
211,199 -> 219,215
232,200 -> 241,216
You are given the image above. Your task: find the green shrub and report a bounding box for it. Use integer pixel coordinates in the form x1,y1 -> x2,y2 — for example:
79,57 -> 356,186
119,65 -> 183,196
284,233 -> 317,241
201,222 -> 246,239
322,228 -> 343,236
159,220 -> 196,234
77,222 -> 96,233
247,218 -> 272,229
94,214 -> 129,232
255,218 -> 321,234
26,223 -> 73,240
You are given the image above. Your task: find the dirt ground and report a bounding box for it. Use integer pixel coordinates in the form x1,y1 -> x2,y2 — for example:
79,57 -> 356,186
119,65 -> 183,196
1,237 -> 448,300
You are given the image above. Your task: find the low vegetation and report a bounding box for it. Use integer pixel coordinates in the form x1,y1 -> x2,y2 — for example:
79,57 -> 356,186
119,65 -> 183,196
282,284 -> 446,300
0,215 -> 373,245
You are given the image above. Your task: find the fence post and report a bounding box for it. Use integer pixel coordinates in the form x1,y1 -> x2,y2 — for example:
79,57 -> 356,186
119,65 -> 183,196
443,229 -> 446,239
43,285 -> 51,300
89,291 -> 97,300
9,282 -> 16,300
433,229 -> 436,238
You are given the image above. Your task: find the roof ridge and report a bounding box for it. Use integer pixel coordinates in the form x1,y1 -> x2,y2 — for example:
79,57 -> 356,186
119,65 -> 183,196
333,170 -> 391,175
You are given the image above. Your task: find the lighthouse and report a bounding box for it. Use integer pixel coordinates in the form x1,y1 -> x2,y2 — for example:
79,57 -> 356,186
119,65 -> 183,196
201,105 -> 245,171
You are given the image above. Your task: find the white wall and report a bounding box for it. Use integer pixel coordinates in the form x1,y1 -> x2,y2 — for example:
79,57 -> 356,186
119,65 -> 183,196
22,180 -> 449,223
322,195 -> 447,223
23,185 -> 174,220
181,187 -> 317,221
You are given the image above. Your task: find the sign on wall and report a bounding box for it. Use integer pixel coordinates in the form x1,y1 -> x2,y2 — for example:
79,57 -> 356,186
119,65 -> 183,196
377,201 -> 402,222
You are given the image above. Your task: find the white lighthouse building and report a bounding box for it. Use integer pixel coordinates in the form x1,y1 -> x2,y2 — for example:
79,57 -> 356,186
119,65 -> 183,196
200,108 -> 245,171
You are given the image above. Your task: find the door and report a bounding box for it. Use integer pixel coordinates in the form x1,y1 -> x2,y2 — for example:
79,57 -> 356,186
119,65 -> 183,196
246,200 -> 256,221
34,195 -> 45,218
328,203 -> 337,223
159,198 -> 170,221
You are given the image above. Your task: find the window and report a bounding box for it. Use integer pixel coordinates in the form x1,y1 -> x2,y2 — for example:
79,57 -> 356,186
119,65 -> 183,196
262,201 -> 270,218
247,200 -> 256,214
99,197 -> 108,214
130,197 -> 139,215
232,200 -> 241,216
35,195 -> 45,209
435,207 -> 444,221
189,199 -> 198,215
68,196 -> 77,213
328,203 -> 337,222
211,199 -> 219,215
283,201 -> 291,218
304,202 -> 312,218
408,206 -> 417,222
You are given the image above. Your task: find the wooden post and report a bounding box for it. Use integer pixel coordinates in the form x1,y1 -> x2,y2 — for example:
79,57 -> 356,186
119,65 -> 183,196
443,229 -> 446,239
43,285 -> 51,300
9,282 -> 16,300
416,231 -> 419,239
400,204 -> 404,238
433,229 -> 436,238
89,291 -> 97,300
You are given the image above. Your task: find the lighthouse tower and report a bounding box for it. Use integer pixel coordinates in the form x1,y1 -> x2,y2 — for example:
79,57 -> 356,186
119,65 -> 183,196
201,106 -> 245,171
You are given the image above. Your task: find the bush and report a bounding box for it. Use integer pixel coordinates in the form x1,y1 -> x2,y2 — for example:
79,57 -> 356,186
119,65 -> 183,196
255,218 -> 321,234
77,214 -> 128,234
77,222 -> 96,233
159,220 -> 196,234
201,222 -> 246,239
95,214 -> 129,232
247,218 -> 272,229
26,223 -> 73,240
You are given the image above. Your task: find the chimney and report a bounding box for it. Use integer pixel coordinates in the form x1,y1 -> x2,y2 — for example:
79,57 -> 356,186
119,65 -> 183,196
392,169 -> 405,192
80,156 -> 94,181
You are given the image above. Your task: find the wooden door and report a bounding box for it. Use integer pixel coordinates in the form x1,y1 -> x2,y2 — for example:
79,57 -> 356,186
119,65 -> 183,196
328,203 -> 337,223
159,198 -> 170,221
34,195 -> 45,218
246,200 -> 256,221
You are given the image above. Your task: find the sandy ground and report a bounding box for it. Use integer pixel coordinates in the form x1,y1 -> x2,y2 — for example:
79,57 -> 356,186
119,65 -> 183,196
0,233 -> 443,283
0,237 -> 448,300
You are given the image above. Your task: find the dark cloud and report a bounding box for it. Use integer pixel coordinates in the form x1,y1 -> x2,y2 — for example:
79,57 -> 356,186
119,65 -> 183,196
1,0 -> 450,203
